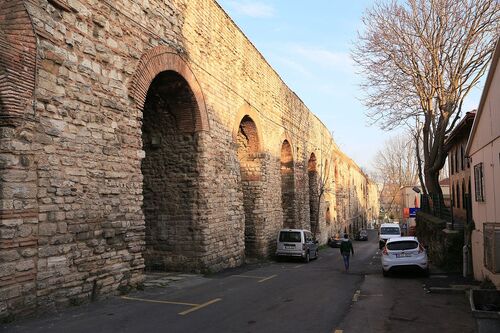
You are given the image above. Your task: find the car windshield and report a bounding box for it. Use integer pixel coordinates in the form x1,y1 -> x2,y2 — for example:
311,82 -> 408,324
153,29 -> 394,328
279,231 -> 301,242
381,227 -> 400,235
360,230 -> 367,235
387,241 -> 418,251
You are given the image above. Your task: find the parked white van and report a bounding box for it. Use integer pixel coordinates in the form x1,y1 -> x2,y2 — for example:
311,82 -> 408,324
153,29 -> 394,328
275,229 -> 319,263
378,223 -> 402,249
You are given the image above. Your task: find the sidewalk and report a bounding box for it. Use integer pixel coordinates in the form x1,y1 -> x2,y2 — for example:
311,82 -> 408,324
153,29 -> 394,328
337,272 -> 475,333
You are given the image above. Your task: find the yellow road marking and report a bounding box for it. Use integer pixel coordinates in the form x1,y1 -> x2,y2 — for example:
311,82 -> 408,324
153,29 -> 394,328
334,330 -> 343,333
352,290 -> 361,302
178,298 -> 222,315
258,274 -> 277,283
121,296 -> 197,306
232,274 -> 266,279
122,296 -> 222,316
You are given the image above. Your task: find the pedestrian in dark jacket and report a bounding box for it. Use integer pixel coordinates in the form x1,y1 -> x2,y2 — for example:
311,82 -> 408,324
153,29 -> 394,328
340,233 -> 354,271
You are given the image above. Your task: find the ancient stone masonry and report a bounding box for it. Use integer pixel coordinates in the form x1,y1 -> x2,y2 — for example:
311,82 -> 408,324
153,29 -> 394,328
0,0 -> 379,319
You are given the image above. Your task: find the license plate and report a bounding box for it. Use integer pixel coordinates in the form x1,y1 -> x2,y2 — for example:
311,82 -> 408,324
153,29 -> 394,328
396,253 -> 411,258
285,244 -> 295,249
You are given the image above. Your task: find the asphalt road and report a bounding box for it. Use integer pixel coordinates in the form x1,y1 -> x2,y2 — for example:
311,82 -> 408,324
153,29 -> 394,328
2,230 -> 474,333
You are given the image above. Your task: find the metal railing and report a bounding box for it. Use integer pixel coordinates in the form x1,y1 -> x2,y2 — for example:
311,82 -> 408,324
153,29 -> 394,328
420,193 -> 452,221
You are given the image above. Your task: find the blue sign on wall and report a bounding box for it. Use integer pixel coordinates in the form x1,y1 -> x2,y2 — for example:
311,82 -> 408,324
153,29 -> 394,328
409,208 -> 419,217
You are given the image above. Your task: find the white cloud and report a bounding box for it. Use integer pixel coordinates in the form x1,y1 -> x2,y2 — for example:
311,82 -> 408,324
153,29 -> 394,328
226,1 -> 275,18
289,44 -> 354,73
272,56 -> 313,78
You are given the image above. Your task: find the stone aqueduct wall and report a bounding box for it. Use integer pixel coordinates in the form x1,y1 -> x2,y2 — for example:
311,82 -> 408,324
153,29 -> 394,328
0,0 -> 377,318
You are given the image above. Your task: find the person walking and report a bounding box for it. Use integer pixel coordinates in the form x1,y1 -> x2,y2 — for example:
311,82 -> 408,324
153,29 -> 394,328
340,233 -> 354,271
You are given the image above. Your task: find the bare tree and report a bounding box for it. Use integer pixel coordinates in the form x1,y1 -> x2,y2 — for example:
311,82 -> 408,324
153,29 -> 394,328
373,133 -> 420,218
353,0 -> 499,200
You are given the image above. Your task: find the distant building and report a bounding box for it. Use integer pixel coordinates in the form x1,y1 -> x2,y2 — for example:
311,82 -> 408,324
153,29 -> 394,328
465,37 -> 500,288
445,111 -> 475,228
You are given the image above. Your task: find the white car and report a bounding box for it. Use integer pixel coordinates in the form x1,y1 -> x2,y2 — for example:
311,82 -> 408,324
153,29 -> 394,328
381,237 -> 428,276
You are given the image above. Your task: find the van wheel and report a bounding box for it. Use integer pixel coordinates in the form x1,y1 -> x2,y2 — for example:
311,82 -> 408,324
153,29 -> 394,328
382,269 -> 388,277
304,252 -> 310,263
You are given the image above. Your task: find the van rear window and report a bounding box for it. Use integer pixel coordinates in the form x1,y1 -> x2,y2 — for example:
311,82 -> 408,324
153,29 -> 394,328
279,231 -> 301,242
380,227 -> 400,235
387,241 -> 418,250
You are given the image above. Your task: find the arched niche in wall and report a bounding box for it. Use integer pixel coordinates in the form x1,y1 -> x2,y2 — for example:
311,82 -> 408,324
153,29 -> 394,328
280,138 -> 295,228
0,1 -> 37,127
235,113 -> 264,259
308,153 -> 319,233
131,46 -> 209,272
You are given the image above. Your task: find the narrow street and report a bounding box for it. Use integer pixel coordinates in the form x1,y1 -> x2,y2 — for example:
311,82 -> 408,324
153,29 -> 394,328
2,230 -> 474,333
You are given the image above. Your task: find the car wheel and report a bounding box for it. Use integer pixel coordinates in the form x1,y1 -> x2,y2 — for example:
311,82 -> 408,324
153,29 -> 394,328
304,252 -> 310,263
423,268 -> 430,277
315,249 -> 319,259
382,269 -> 388,277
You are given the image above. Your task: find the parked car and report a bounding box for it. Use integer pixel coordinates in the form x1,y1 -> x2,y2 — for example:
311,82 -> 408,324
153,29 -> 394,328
381,236 -> 428,277
276,229 -> 318,263
355,229 -> 368,241
328,233 -> 343,248
378,223 -> 401,249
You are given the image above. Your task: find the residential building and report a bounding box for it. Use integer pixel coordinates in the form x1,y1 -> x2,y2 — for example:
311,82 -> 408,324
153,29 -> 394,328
465,37 -> 500,287
445,111 -> 475,229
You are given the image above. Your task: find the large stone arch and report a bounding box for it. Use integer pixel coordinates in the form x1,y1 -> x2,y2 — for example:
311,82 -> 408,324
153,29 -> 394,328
234,111 -> 266,259
280,135 -> 295,229
0,0 -> 37,127
232,103 -> 264,150
135,47 -> 210,272
130,45 -> 209,133
308,152 -> 319,233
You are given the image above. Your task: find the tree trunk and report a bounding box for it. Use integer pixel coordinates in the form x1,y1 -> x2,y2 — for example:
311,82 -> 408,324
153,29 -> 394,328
424,168 -> 444,209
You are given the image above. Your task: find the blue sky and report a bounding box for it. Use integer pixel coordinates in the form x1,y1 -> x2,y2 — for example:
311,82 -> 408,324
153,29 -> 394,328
216,0 -> 483,173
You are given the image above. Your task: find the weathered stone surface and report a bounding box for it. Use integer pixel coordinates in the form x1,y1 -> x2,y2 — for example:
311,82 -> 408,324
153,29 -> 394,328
0,0 -> 378,320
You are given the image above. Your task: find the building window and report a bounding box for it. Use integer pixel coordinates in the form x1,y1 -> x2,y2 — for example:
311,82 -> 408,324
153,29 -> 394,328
461,145 -> 464,170
474,163 -> 485,202
462,179 -> 466,211
455,148 -> 459,174
456,182 -> 460,209
484,223 -> 500,273
450,152 -> 454,175
451,186 -> 455,207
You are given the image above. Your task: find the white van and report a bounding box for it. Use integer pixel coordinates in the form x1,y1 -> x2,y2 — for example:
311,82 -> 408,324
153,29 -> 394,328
275,229 -> 318,263
378,223 -> 401,249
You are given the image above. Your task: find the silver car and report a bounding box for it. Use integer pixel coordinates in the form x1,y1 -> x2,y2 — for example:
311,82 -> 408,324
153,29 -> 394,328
381,236 -> 428,276
276,229 -> 319,263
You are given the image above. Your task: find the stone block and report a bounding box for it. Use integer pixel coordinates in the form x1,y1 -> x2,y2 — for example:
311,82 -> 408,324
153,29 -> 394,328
0,250 -> 21,262
39,223 -> 57,236
0,263 -> 16,277
16,260 -> 35,272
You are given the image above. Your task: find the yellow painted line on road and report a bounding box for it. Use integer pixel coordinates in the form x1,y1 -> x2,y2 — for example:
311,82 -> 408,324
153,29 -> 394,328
121,296 -> 197,306
122,296 -> 222,316
232,274 -> 266,279
334,330 -> 343,333
258,274 -> 277,283
178,298 -> 222,315
352,290 -> 361,302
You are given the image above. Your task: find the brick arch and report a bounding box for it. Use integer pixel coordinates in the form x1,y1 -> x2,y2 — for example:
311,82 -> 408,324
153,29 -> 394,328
130,45 -> 209,132
278,132 -> 295,161
0,0 -> 37,127
233,103 -> 264,151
